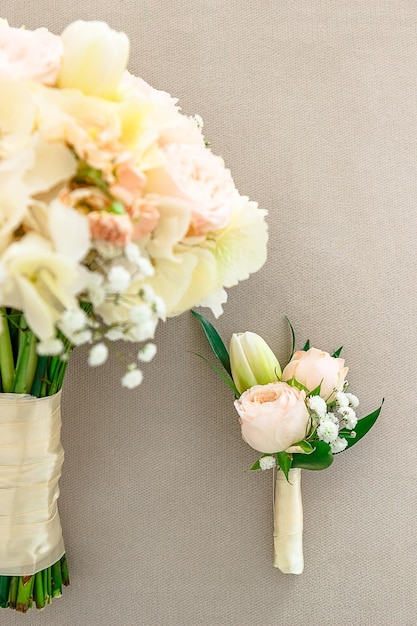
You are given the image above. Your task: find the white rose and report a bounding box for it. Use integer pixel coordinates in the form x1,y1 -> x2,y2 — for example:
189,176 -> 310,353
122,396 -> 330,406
0,233 -> 88,340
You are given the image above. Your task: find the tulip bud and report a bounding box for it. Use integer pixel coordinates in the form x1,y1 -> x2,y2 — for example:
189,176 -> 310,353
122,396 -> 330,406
57,21 -> 129,99
230,332 -> 281,394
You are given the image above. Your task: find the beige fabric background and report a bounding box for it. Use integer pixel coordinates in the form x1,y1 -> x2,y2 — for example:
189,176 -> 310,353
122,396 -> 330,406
2,1 -> 417,624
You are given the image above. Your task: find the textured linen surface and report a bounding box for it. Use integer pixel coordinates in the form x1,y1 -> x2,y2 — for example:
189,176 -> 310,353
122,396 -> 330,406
1,1 -> 417,625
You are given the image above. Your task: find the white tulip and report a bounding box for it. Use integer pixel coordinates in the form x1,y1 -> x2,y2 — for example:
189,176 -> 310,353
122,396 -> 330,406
58,20 -> 129,99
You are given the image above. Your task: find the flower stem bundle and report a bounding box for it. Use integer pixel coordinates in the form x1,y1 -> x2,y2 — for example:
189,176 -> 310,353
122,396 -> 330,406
0,310 -> 72,611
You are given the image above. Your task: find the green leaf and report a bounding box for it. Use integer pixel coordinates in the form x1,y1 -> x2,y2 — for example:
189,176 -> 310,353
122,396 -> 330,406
306,381 -> 322,397
332,346 -> 343,358
285,316 -> 296,361
192,310 -> 232,377
302,339 -> 310,351
292,440 -> 314,454
276,451 -> 292,481
338,401 -> 383,452
286,376 -> 309,394
292,440 -> 334,471
193,353 -> 239,397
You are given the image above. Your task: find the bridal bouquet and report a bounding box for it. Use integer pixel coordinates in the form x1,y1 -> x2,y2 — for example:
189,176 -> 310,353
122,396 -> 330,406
0,19 -> 268,611
194,312 -> 382,574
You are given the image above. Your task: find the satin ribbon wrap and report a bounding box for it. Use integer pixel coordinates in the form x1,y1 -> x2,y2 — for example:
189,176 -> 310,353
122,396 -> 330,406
0,392 -> 65,576
273,468 -> 304,574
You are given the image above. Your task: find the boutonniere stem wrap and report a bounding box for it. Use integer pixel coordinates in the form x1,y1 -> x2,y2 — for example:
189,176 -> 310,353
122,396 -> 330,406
274,468 -> 303,574
193,311 -> 383,574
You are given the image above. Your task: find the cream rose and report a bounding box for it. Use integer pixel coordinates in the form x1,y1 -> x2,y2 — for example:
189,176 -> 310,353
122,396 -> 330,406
234,382 -> 310,454
282,347 -> 348,401
0,22 -> 63,85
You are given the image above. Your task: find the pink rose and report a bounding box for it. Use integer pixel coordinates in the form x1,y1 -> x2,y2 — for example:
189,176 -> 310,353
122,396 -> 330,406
0,23 -> 63,85
109,165 -> 160,238
88,212 -> 133,247
282,348 -> 348,401
119,71 -> 178,107
128,202 -> 160,239
145,144 -> 236,235
234,382 -> 310,454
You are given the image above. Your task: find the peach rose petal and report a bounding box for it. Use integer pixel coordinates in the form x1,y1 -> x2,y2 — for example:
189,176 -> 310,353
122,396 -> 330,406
235,382 -> 310,454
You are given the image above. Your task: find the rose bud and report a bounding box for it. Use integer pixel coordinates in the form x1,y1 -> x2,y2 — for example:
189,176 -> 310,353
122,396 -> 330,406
282,347 -> 348,402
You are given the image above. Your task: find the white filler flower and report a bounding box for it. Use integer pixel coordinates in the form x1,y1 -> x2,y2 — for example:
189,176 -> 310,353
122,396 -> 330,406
37,337 -> 64,356
345,392 -> 359,408
316,419 -> 339,444
330,437 -> 348,453
138,343 -> 157,363
107,265 -> 131,292
121,367 -> 143,389
335,391 -> 350,407
88,343 -> 109,366
306,395 -> 327,418
259,455 -> 277,471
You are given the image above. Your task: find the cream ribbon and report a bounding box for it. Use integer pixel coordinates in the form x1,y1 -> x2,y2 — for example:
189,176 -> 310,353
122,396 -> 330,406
273,467 -> 304,574
0,392 -> 65,576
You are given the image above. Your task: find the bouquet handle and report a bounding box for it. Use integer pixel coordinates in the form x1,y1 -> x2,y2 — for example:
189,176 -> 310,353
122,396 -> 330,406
273,467 -> 304,574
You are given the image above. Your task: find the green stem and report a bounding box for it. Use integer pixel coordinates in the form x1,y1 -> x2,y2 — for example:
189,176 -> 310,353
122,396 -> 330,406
48,355 -> 60,385
30,355 -> 49,398
33,572 -> 45,609
15,576 -> 34,613
60,555 -> 70,586
51,562 -> 62,598
49,358 -> 70,396
44,567 -> 51,605
25,332 -> 38,394
12,318 -> 34,394
40,377 -> 49,399
47,355 -> 62,396
0,310 -> 14,392
7,577 -> 18,609
0,576 -> 10,608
